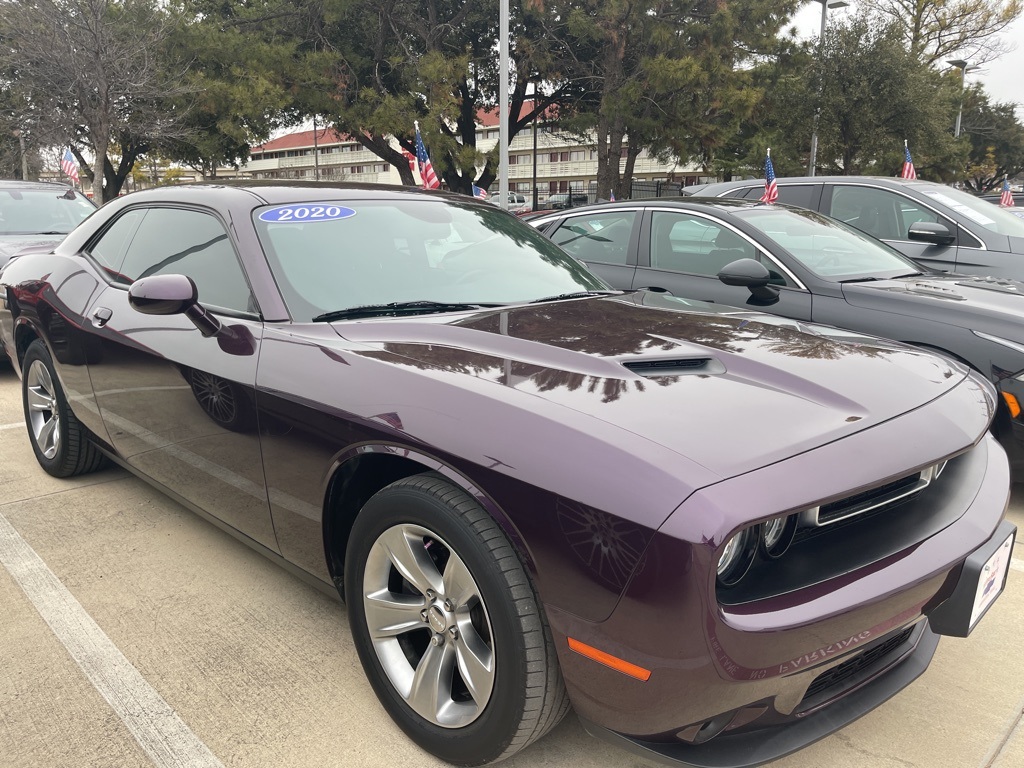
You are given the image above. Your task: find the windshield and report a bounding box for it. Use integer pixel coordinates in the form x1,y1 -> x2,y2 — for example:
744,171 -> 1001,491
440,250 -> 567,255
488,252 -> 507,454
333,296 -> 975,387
732,206 -> 921,280
0,187 -> 96,236
253,198 -> 608,321
918,185 -> 1024,238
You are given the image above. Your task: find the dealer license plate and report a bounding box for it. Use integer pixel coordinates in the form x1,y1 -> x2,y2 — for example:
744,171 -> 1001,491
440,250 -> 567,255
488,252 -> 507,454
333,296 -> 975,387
969,532 -> 1015,629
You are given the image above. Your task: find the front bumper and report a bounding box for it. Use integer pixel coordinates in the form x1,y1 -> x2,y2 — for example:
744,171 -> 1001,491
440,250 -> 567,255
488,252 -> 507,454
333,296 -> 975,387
544,413 -> 1010,766
576,516 -> 1016,767
579,624 -> 939,768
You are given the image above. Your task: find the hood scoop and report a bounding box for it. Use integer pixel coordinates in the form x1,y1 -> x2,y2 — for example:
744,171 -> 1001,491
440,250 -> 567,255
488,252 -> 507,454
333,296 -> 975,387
902,281 -> 966,301
621,357 -> 724,377
955,276 -> 1024,296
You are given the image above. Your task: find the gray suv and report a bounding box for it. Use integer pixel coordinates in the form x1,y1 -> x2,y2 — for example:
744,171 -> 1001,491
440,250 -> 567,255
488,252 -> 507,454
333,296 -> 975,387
693,176 -> 1024,280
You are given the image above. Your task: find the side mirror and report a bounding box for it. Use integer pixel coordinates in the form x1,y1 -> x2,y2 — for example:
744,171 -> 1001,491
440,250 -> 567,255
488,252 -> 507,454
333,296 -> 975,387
907,221 -> 955,245
718,258 -> 780,304
129,274 -> 222,337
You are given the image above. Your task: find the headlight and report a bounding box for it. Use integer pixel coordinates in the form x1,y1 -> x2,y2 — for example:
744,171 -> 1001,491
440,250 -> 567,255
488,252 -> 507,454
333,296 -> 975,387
717,528 -> 756,586
761,513 -> 797,558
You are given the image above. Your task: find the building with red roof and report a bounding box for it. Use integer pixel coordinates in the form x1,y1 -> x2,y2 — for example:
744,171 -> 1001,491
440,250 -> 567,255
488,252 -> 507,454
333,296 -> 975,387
240,105 -> 709,203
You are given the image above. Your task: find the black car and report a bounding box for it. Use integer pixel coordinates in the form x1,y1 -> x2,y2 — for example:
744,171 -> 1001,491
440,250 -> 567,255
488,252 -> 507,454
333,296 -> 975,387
531,197 -> 1024,471
539,192 -> 591,210
0,179 -> 96,271
690,176 -> 1024,280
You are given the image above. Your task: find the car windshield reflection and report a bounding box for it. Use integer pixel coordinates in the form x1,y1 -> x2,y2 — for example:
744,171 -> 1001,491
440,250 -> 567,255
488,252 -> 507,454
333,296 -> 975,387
920,185 -> 1024,238
0,187 -> 96,236
253,198 -> 607,321
732,206 -> 922,281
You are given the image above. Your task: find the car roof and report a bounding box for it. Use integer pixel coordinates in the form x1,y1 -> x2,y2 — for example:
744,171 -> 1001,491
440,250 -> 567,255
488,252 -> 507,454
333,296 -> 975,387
531,196 -> 777,217
106,180 -> 489,207
0,179 -> 79,191
701,176 -> 947,190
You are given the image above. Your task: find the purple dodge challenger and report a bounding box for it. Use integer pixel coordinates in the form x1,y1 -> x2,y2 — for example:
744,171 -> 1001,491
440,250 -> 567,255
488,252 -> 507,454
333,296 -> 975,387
0,183 -> 1014,766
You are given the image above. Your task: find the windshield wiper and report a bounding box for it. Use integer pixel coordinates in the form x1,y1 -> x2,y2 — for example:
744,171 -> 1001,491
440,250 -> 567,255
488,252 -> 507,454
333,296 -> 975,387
312,300 -> 502,322
837,277 -> 881,284
529,290 -> 620,304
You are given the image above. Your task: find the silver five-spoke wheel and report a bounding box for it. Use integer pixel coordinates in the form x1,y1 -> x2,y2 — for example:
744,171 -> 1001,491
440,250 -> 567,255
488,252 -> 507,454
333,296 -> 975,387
25,358 -> 61,459
345,473 -> 568,765
363,523 -> 494,728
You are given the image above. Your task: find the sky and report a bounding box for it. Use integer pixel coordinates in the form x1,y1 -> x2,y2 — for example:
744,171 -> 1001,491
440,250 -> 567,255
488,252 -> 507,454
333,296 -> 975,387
792,3 -> 1024,117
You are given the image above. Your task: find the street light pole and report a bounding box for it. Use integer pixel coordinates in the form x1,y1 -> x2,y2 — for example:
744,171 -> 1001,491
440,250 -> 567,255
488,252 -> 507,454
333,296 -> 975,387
947,59 -> 978,138
807,0 -> 848,177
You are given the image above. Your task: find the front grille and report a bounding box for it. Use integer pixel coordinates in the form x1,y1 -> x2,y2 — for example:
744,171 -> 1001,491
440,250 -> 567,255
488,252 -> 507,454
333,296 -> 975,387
803,625 -> 915,702
816,474 -> 921,525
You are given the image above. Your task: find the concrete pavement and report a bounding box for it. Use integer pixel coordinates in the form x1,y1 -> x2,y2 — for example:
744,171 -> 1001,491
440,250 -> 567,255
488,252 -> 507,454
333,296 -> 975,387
1,365 -> 1022,768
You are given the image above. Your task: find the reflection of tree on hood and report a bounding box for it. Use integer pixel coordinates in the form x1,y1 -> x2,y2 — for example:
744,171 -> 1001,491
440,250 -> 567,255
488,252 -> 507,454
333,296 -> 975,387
356,297 -> 892,404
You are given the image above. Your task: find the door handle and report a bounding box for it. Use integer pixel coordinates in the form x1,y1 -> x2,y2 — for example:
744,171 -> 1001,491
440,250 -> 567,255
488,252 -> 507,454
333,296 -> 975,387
91,307 -> 112,327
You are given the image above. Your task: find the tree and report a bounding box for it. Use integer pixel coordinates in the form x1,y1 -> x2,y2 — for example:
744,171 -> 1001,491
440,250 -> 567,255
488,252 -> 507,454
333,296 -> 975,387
161,0 -> 319,178
858,0 -> 1023,65
0,0 -> 192,201
747,18 -> 964,178
959,84 -> 1024,191
531,0 -> 802,199
298,0 -> 577,193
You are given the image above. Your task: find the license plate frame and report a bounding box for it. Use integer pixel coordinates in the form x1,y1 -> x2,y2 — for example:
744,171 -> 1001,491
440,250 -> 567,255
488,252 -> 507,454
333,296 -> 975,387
928,520 -> 1016,638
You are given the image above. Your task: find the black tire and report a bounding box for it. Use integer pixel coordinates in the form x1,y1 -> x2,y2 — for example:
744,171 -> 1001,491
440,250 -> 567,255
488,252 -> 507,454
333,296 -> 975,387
21,340 -> 107,477
345,473 -> 569,766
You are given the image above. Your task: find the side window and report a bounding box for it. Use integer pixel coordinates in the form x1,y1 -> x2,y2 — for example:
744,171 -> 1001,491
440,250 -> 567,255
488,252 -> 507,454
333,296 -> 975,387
87,210 -> 145,279
117,208 -> 254,314
650,211 -> 759,278
775,185 -> 816,209
550,211 -> 636,265
828,186 -> 945,241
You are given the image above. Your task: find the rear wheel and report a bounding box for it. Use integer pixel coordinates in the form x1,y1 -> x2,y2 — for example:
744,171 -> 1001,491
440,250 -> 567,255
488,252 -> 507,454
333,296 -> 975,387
345,473 -> 568,765
22,340 -> 107,477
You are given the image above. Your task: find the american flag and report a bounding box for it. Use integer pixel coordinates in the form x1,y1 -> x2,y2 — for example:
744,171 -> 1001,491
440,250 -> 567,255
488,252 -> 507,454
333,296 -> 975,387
414,122 -> 441,190
61,148 -> 80,185
901,142 -> 916,179
759,149 -> 778,203
401,149 -> 417,179
1000,177 -> 1015,208
472,184 -> 488,199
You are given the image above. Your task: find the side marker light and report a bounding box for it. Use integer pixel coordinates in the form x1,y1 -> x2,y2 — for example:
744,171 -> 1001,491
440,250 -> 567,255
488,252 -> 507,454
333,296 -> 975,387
1003,392 -> 1021,419
567,637 -> 652,681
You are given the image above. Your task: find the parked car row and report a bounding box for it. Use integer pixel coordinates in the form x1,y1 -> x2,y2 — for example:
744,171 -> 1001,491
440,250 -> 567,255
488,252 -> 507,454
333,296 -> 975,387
529,196 -> 1024,472
688,176 -> 1024,280
0,181 -> 1015,768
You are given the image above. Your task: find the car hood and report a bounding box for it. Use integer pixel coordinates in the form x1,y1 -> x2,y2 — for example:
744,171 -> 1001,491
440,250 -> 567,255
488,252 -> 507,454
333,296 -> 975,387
330,294 -> 975,480
0,235 -> 64,270
841,273 -> 1024,337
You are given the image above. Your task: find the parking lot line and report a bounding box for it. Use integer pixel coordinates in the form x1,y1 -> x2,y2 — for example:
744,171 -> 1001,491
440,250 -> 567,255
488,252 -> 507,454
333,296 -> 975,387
1,421 -> 21,430
0,510 -> 224,768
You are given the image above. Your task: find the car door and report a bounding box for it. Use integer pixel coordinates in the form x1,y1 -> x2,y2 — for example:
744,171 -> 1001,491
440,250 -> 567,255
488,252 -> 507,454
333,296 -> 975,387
631,209 -> 813,320
822,184 -> 958,272
545,208 -> 641,289
80,205 -> 277,550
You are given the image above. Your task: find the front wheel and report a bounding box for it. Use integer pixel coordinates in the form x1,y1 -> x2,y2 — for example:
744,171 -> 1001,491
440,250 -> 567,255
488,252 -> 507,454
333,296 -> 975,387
22,340 -> 107,477
345,473 -> 568,765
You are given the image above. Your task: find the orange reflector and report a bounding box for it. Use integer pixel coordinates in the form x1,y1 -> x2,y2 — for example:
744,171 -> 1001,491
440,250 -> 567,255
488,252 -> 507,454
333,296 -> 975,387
1003,392 -> 1021,419
567,637 -> 651,681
